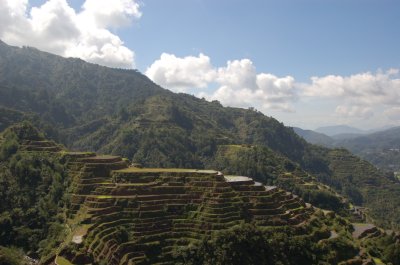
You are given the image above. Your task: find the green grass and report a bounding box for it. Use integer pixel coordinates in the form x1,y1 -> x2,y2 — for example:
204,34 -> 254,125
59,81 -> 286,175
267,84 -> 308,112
115,168 -> 217,174
95,195 -> 113,199
74,224 -> 92,237
372,257 -> 385,265
56,256 -> 73,265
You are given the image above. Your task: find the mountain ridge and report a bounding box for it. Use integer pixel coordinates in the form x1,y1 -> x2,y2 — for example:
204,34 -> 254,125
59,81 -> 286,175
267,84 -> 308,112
315,125 -> 365,137
295,125 -> 400,172
1,40 -> 399,228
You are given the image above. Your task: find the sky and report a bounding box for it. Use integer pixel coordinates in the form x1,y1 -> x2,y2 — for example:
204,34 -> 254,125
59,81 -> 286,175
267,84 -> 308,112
1,0 -> 400,130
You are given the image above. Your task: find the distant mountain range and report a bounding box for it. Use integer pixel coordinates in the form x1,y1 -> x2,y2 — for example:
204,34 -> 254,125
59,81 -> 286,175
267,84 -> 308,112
314,124 -> 396,138
294,125 -> 400,171
292,127 -> 335,146
314,125 -> 365,137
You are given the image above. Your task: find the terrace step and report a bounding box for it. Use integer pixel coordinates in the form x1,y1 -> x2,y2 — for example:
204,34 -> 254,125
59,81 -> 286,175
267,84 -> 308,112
64,168 -> 314,264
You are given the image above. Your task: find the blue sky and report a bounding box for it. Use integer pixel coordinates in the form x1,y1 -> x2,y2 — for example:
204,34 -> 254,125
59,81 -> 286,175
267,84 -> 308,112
2,0 -> 400,129
130,0 -> 400,80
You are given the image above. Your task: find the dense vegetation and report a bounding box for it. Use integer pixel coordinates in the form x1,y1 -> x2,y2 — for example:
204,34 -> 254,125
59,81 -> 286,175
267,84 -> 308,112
1,40 -> 400,229
326,149 -> 400,228
0,123 -> 399,264
209,144 -> 347,212
0,123 -> 68,261
1,41 -> 400,263
173,223 -> 348,265
0,246 -> 27,265
173,215 -> 400,265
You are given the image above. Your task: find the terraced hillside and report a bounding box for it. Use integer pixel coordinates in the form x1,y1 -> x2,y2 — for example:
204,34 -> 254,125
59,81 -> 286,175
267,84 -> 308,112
323,149 -> 400,228
47,151 -> 400,265
57,152 -> 315,265
1,123 -> 399,264
210,144 -> 349,213
2,41 -> 400,231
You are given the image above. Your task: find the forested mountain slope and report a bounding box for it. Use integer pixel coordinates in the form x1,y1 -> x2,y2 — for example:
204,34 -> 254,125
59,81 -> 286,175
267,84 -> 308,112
0,123 -> 399,265
1,40 -> 400,230
0,40 -> 305,163
335,126 -> 400,172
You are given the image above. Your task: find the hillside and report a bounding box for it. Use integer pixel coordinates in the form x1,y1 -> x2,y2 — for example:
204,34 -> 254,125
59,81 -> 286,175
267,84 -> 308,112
315,125 -> 365,137
0,40 -> 308,166
0,40 -> 167,124
295,125 -> 400,172
0,41 -> 400,247
292,127 -> 334,147
1,123 -> 399,265
335,126 -> 400,172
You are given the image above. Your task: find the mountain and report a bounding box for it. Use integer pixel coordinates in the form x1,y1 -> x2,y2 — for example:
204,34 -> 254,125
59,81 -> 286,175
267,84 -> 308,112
337,126 -> 400,153
0,123 -> 399,265
0,41 -> 306,167
1,41 -> 400,263
315,125 -> 364,137
0,40 -> 167,126
335,126 -> 400,172
1,40 -> 400,226
292,127 -> 334,146
295,125 -> 400,172
1,40 -> 400,224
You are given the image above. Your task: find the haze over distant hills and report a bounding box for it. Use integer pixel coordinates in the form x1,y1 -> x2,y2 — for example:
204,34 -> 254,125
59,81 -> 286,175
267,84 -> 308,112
313,124 -> 395,137
295,125 -> 400,172
315,125 -> 365,137
292,127 -> 335,146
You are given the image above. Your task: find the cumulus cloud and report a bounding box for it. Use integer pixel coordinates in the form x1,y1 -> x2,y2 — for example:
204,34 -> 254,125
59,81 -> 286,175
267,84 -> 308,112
208,62 -> 297,111
145,51 -> 400,122
0,0 -> 141,68
145,53 -> 216,92
303,69 -> 400,105
302,69 -> 400,120
216,59 -> 257,89
146,54 -> 297,111
80,0 -> 141,30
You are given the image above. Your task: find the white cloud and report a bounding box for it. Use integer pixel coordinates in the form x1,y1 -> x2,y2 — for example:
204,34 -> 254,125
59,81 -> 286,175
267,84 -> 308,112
81,0 -> 141,28
145,53 -> 216,92
0,0 -> 141,68
384,107 -> 400,121
256,73 -> 296,110
335,105 -> 373,119
145,50 -> 400,125
303,69 -> 400,105
216,59 -> 257,89
208,67 -> 296,112
146,54 -> 297,111
301,69 -> 400,120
